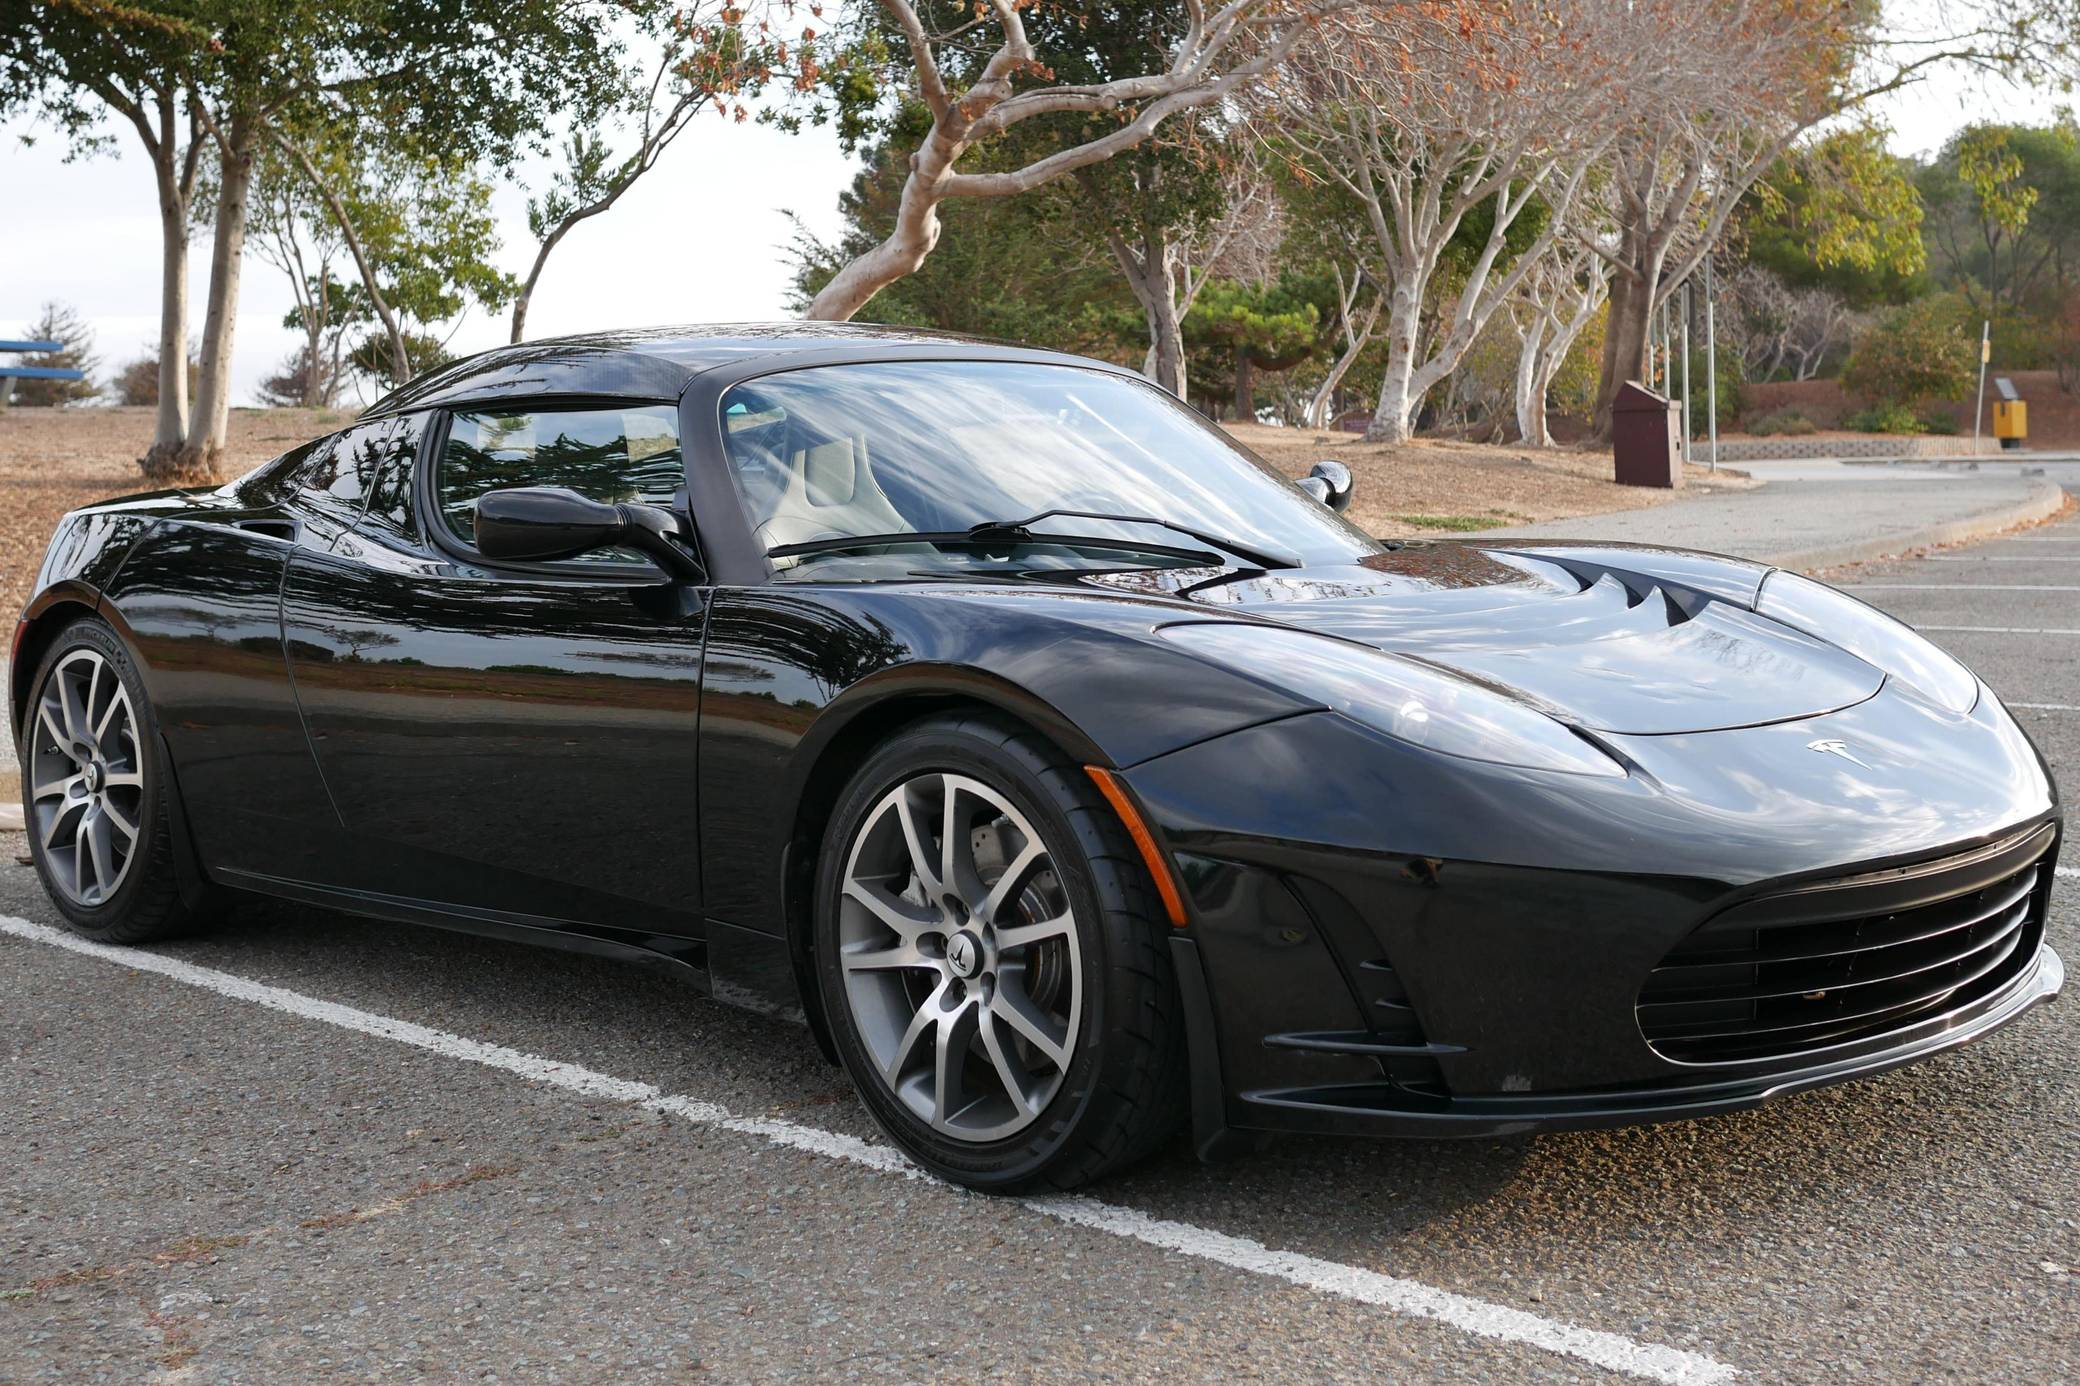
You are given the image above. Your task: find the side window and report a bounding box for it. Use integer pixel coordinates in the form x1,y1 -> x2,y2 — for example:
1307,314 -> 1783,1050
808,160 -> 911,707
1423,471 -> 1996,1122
235,436 -> 335,510
435,404 -> 682,564
356,412 -> 431,544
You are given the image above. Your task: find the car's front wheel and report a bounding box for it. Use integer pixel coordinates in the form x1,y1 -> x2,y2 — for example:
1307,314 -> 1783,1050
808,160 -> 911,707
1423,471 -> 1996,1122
20,617 -> 211,943
814,713 -> 1187,1191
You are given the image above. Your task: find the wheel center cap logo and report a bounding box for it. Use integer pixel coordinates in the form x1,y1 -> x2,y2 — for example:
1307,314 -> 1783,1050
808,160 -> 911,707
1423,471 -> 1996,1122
82,763 -> 102,792
947,932 -> 981,978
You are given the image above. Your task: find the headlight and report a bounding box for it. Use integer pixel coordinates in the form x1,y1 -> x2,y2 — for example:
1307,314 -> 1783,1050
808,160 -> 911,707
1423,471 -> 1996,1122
1158,623 -> 1625,777
1756,571 -> 1978,714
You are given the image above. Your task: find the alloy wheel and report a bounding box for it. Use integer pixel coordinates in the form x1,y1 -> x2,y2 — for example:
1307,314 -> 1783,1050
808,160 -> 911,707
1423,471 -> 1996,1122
27,649 -> 146,908
838,772 -> 1083,1141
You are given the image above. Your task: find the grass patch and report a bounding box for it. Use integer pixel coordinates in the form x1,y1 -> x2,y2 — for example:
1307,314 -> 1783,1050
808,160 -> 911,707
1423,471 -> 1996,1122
1391,513 -> 1500,532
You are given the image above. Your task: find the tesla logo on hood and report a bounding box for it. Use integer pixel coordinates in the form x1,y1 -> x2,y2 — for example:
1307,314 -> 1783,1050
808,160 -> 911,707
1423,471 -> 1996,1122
1806,738 -> 1872,768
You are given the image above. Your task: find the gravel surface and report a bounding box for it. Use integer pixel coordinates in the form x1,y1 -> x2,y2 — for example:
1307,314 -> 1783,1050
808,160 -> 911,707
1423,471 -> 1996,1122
0,462 -> 2074,1385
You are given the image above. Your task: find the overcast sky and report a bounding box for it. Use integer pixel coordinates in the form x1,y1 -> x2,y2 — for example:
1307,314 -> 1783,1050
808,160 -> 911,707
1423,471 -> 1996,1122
0,56 -> 2061,409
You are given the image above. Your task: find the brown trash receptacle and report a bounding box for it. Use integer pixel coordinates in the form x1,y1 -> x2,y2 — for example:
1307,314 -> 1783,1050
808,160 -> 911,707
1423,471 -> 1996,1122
1612,381 -> 1682,489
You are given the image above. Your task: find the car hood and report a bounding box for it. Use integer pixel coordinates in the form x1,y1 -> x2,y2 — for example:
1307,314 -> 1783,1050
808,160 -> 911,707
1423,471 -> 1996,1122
1077,543 -> 1885,735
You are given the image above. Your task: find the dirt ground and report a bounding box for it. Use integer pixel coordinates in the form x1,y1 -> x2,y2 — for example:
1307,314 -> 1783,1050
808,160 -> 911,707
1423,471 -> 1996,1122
0,405 -> 1742,620
0,406 -> 344,619
1227,422 -> 1754,540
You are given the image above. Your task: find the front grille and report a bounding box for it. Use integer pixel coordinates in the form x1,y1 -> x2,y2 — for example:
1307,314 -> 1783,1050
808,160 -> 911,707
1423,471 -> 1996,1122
1638,825 -> 2055,1064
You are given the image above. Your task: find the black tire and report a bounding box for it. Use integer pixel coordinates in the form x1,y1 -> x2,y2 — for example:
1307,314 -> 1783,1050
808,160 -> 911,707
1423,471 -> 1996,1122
813,712 -> 1188,1191
18,617 -> 212,943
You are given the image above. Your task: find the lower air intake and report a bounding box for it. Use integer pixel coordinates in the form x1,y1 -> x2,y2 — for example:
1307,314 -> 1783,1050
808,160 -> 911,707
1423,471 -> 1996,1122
1638,824 -> 2055,1065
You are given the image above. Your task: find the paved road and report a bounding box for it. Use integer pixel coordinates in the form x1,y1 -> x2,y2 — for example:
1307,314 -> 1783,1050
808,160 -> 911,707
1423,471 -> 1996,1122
3,515 -> 2078,1383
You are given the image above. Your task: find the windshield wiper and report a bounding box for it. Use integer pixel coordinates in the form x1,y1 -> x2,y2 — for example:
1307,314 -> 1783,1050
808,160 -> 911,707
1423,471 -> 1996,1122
765,509 -> 1296,571
765,528 -> 1227,567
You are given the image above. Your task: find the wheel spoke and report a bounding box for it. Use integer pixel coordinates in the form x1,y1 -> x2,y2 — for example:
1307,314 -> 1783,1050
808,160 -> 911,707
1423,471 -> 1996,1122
37,704 -> 71,759
84,659 -> 103,735
86,812 -> 117,893
843,878 -> 934,942
882,985 -> 942,1087
977,1007 -> 1033,1120
994,911 -> 1073,953
41,797 -> 85,851
101,770 -> 143,791
932,997 -> 979,1128
894,783 -> 944,897
841,940 -> 934,974
994,982 -> 1070,1070
978,841 -> 1044,925
30,775 -> 76,804
94,688 -> 124,742
100,798 -> 139,842
71,817 -> 88,898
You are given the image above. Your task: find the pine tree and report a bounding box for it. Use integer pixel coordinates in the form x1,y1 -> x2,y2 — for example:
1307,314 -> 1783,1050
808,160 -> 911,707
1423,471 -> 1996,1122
10,303 -> 101,407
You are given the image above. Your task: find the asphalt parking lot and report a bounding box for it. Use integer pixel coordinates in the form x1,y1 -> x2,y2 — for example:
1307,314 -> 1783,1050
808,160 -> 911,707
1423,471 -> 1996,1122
4,508 -> 2077,1384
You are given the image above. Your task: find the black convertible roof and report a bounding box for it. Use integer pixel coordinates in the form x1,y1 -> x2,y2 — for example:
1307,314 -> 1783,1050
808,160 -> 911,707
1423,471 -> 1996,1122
363,322 -> 1081,417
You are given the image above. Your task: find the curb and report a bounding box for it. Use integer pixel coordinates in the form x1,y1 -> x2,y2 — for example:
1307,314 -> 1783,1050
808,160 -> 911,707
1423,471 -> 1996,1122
1769,476 -> 2069,573
0,802 -> 21,833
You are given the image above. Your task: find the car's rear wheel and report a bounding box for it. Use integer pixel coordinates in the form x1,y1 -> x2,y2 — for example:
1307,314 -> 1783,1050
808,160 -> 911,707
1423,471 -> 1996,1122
814,713 -> 1187,1191
20,618 -> 210,943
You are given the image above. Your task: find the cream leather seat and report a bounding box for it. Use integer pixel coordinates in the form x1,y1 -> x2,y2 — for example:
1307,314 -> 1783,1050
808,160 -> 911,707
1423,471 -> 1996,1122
754,433 -> 912,566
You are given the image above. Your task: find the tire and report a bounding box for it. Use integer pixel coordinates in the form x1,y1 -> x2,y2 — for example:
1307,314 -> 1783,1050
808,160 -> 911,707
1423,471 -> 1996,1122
18,617 -> 212,943
813,712 -> 1187,1191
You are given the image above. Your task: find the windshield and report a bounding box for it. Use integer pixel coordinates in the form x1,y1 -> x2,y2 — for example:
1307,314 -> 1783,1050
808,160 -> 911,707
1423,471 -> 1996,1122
717,360 -> 1380,577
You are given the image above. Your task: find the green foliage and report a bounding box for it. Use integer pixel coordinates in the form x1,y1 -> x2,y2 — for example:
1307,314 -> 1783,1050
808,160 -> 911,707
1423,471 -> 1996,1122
1842,294 -> 1979,406
1683,343 -> 1745,438
1742,125 -> 1927,307
349,330 -> 453,390
7,302 -> 99,406
1920,409 -> 1958,435
1841,401 -> 1929,434
1392,514 -> 1500,532
1916,121 -> 2080,330
1747,410 -> 1817,437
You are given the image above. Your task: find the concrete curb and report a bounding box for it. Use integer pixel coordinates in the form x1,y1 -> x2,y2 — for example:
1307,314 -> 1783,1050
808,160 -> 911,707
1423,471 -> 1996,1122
1769,476 -> 2069,572
0,802 -> 21,833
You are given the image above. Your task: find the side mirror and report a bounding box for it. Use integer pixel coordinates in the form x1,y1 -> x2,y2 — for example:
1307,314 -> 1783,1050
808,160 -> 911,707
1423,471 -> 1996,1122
1297,459 -> 1355,513
474,486 -> 704,580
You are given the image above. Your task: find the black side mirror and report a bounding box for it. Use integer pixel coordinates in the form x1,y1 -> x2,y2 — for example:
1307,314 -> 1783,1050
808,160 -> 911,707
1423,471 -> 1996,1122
474,486 -> 704,579
1297,459 -> 1355,513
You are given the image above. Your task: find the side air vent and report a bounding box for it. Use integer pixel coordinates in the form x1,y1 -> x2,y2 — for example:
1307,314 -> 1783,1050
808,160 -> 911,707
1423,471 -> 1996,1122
1638,825 -> 2055,1065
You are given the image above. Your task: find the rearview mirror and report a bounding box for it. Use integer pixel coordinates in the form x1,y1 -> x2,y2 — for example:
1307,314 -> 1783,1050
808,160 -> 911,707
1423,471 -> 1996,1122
1297,459 -> 1355,513
474,486 -> 703,579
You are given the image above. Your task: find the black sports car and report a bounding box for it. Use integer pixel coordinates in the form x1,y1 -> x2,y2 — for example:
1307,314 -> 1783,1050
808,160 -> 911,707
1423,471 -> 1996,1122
12,325 -> 2064,1190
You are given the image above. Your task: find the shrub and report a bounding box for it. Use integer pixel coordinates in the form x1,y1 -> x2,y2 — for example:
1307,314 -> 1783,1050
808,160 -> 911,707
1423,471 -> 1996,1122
1747,410 -> 1817,436
1842,402 -> 1928,434
1920,410 -> 1958,435
1842,296 -> 1977,408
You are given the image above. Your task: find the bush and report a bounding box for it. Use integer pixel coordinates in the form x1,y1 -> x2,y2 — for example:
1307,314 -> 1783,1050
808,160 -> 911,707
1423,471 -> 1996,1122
1747,410 -> 1817,436
1920,410 -> 1958,435
1842,402 -> 1928,434
1842,296 -> 1977,408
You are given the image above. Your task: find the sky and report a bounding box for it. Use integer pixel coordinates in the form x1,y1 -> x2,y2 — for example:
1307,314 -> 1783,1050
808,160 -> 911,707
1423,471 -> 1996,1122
0,50 -> 2065,409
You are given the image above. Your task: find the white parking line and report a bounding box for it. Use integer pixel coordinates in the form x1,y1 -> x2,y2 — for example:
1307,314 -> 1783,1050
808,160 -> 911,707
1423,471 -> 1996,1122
2009,703 -> 2080,712
1918,626 -> 2080,635
1846,584 -> 2080,591
1926,556 -> 2080,562
0,913 -> 1734,1386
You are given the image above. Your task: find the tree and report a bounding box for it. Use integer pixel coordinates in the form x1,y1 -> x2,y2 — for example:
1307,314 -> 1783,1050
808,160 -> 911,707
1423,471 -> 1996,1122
113,348 -> 197,407
1917,121 -> 2080,347
1740,124 -> 1928,308
4,0 -> 643,477
7,303 -> 100,407
793,0 -> 1350,322
1183,272 -> 1322,419
1507,248 -> 1608,446
513,16 -> 780,343
1723,264 -> 1865,382
241,145 -> 367,407
1842,294 -> 1978,407
1276,1 -> 1613,442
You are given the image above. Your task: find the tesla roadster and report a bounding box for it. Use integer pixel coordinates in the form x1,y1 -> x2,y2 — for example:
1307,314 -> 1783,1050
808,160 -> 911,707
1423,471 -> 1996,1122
12,325 -> 2064,1190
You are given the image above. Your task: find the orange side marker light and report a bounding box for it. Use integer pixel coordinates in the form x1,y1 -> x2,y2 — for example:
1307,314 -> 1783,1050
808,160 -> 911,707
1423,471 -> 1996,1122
1085,766 -> 1190,929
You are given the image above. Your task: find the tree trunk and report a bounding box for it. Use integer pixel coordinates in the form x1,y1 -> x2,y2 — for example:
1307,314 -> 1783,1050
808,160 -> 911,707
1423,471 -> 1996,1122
144,152 -> 191,470
1513,314 -> 1548,446
806,134 -> 957,321
1108,228 -> 1187,398
1306,299 -> 1379,429
1590,250 -> 1663,439
1364,282 -> 1424,443
1232,350 -> 1256,421
183,114 -> 259,480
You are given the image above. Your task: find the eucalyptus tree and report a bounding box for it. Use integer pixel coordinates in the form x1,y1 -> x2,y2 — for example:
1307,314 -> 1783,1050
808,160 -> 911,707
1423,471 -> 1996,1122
791,0 -> 1354,323
3,0 -> 642,478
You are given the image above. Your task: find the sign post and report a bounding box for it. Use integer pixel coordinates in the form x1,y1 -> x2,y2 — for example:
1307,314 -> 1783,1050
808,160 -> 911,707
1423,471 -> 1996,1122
1972,320 -> 1990,452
